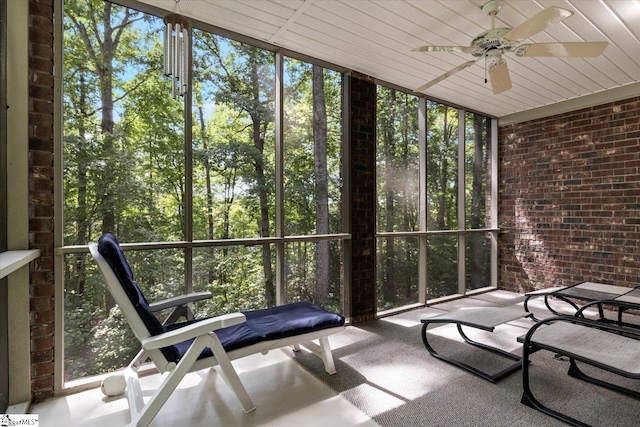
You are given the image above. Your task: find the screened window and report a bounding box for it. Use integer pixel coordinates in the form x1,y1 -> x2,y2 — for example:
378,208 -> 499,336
376,87 -> 420,311
59,0 -> 346,384
376,92 -> 496,311
62,2 -> 178,381
464,112 -> 492,290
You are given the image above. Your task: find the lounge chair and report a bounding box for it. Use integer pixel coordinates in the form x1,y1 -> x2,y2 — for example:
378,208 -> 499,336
89,233 -> 345,427
521,299 -> 640,426
421,306 -> 529,382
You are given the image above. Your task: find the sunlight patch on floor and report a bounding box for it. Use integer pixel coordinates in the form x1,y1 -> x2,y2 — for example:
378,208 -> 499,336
32,350 -> 379,427
344,383 -> 405,417
379,316 -> 421,328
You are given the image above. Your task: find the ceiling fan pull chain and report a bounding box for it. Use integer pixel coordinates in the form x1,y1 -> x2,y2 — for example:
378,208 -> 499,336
484,55 -> 488,84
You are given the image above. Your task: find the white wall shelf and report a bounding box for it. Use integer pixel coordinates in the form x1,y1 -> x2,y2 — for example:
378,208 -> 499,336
0,250 -> 40,279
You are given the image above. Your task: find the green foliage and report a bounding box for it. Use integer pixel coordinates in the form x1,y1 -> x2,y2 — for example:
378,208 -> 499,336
426,101 -> 460,231
63,295 -> 98,379
376,93 -> 491,309
62,2 -> 345,381
376,87 -> 420,310
90,307 -> 139,376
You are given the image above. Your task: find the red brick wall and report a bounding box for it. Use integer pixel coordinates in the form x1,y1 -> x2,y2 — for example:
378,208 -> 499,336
348,73 -> 377,323
498,97 -> 640,293
29,0 -> 55,403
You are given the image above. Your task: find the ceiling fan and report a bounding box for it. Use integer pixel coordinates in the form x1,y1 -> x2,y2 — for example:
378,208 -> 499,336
413,0 -> 608,95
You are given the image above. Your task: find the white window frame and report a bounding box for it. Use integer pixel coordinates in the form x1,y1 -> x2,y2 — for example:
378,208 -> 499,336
376,94 -> 498,315
52,0 -> 351,392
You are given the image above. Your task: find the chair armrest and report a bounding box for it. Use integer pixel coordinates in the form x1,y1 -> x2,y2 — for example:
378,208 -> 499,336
141,312 -> 246,350
149,291 -> 213,312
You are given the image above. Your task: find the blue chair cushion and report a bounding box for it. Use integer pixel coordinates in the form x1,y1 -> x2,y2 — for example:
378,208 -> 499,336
242,302 -> 345,341
97,233 -> 165,338
167,302 -> 345,363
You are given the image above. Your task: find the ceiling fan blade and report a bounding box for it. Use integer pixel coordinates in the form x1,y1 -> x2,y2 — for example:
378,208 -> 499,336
414,60 -> 479,92
503,7 -> 573,42
412,45 -> 481,55
488,60 -> 512,95
516,41 -> 608,57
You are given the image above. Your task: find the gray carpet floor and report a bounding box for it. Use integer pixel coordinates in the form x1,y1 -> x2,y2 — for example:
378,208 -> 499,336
291,290 -> 640,427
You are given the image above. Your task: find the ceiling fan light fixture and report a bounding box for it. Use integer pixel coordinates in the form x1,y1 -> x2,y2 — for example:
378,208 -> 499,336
485,49 -> 503,67
488,60 -> 512,95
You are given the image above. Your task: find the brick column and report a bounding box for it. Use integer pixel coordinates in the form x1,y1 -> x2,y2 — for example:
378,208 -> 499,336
29,0 -> 55,403
347,72 -> 376,323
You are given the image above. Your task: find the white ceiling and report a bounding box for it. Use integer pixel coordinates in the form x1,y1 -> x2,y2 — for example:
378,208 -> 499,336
134,0 -> 640,120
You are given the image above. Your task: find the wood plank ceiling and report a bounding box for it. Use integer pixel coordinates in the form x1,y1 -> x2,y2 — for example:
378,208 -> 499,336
134,0 -> 640,119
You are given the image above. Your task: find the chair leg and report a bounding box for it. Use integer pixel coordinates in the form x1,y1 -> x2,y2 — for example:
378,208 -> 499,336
567,359 -> 640,399
319,336 -> 337,375
422,322 -> 521,383
520,345 -> 589,427
130,335 -> 210,427
124,372 -> 144,427
209,334 -> 256,413
299,336 -> 337,375
128,349 -> 149,372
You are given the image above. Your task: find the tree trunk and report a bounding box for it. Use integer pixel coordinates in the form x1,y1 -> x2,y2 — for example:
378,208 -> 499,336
312,65 -> 329,305
470,115 -> 485,289
197,104 -> 217,285
383,89 -> 396,304
437,108 -> 449,230
249,62 -> 275,307
99,4 -> 116,237
254,128 -> 274,306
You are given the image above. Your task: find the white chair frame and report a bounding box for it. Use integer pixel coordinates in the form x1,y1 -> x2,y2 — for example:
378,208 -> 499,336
89,242 -> 344,427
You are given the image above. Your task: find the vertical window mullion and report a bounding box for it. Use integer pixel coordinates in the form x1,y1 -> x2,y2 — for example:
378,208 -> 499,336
490,117 -> 498,288
53,0 -> 64,392
184,29 -> 193,295
418,97 -> 427,304
275,51 -> 285,305
341,73 -> 352,320
457,109 -> 466,296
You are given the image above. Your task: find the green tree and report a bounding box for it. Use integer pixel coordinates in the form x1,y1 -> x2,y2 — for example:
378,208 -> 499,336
193,33 -> 276,306
312,65 -> 330,305
376,88 -> 419,309
467,113 -> 489,289
426,101 -> 459,297
66,0 -> 144,237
